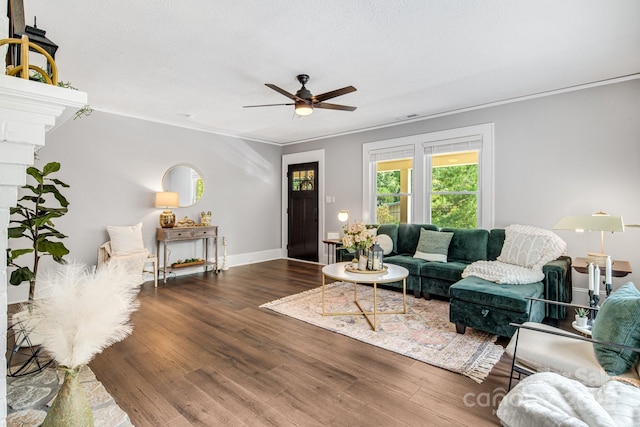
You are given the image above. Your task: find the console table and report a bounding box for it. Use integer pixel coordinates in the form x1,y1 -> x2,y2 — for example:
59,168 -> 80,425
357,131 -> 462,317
156,226 -> 218,283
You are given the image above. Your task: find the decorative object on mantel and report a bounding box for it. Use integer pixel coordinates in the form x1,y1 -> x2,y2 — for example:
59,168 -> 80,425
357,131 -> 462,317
29,261 -> 141,426
175,216 -> 197,227
221,236 -> 229,271
553,211 -> 624,267
200,211 -> 212,226
155,191 -> 179,228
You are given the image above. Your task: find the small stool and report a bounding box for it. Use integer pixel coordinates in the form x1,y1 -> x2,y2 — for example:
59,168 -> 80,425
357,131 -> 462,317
449,276 -> 545,338
143,254 -> 158,287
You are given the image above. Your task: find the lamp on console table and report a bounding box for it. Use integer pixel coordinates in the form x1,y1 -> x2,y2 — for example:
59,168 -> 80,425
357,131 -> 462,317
553,211 -> 624,267
155,191 -> 179,228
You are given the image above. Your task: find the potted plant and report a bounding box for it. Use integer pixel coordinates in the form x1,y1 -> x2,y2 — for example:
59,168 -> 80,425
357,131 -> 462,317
7,161 -> 70,301
575,307 -> 589,327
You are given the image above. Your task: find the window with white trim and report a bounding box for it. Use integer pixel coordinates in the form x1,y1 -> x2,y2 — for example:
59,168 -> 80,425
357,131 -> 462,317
369,146 -> 414,224
424,137 -> 482,228
362,124 -> 494,228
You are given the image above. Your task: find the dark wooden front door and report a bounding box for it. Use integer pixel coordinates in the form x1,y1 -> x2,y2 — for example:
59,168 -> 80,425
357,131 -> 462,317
287,162 -> 318,262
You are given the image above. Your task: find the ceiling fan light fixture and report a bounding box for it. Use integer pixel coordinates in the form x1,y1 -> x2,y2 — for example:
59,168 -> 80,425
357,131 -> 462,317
295,101 -> 313,116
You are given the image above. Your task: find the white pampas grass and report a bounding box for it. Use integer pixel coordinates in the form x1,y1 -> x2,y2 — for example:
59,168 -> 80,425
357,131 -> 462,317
29,261 -> 141,368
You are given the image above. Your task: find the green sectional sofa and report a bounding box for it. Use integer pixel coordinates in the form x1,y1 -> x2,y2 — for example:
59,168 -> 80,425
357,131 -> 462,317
340,223 -> 572,337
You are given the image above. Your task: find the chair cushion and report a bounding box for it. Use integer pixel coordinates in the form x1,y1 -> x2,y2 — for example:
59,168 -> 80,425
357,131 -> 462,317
414,228 -> 453,262
505,322 -> 610,387
107,223 -> 144,254
449,276 -> 543,313
592,282 -> 640,375
377,224 -> 398,255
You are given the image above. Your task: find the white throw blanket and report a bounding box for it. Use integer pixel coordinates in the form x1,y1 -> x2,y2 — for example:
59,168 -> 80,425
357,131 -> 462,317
497,372 -> 640,427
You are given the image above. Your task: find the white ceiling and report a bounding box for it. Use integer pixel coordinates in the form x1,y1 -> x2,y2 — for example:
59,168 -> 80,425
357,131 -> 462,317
22,0 -> 640,145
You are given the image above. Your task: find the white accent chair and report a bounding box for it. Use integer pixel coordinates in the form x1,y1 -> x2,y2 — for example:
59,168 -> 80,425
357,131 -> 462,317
98,242 -> 158,287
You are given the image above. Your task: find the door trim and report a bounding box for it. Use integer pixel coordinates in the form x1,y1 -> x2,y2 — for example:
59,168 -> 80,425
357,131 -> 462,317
282,150 -> 325,262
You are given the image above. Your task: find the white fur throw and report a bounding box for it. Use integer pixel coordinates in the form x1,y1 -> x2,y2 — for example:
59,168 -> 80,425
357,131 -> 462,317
462,260 -> 544,284
497,372 -> 640,427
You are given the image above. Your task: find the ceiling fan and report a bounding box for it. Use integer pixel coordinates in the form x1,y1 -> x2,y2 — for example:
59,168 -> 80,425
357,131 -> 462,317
243,74 -> 357,116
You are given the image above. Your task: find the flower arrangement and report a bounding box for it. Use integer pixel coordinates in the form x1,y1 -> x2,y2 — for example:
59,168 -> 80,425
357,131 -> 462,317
342,221 -> 375,253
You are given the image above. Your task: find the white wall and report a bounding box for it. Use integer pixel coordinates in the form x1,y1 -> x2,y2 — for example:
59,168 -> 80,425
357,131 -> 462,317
8,112 -> 283,302
283,79 -> 640,302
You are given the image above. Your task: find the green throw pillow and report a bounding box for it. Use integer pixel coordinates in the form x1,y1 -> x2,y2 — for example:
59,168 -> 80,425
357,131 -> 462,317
413,229 -> 453,262
592,282 -> 640,375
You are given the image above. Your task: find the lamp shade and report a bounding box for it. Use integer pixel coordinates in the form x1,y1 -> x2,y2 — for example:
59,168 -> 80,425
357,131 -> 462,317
155,191 -> 179,208
553,215 -> 624,232
338,210 -> 349,222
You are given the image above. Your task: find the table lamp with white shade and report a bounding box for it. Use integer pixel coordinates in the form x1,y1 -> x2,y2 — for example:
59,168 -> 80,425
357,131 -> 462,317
155,191 -> 179,228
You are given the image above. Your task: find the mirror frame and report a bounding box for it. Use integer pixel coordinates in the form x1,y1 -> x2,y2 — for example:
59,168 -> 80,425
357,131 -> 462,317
161,163 -> 204,207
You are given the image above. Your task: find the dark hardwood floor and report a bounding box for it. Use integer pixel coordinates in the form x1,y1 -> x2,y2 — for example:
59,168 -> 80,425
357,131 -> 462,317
89,259 -> 513,426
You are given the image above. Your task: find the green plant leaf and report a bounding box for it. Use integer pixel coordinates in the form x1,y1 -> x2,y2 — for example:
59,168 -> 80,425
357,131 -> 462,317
8,248 -> 33,261
49,178 -> 70,188
9,267 -> 34,286
42,162 -> 61,176
7,227 -> 27,238
26,167 -> 44,184
37,240 -> 69,260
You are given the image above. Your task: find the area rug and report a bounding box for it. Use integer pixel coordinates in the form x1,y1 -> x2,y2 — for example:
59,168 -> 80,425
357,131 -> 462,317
260,281 -> 504,383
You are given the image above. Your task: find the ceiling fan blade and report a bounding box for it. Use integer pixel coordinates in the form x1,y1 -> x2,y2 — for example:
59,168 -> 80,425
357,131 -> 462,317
313,86 -> 357,102
314,102 -> 357,112
243,103 -> 294,108
265,84 -> 303,101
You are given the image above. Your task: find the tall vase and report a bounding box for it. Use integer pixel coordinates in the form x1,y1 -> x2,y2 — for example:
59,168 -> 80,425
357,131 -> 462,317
354,249 -> 363,261
42,365 -> 94,427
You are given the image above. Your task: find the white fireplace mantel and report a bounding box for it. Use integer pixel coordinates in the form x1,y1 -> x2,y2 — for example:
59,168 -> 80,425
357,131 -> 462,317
0,74 -> 87,425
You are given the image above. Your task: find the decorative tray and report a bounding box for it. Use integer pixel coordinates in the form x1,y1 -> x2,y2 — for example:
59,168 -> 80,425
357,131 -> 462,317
171,260 -> 205,268
344,264 -> 388,274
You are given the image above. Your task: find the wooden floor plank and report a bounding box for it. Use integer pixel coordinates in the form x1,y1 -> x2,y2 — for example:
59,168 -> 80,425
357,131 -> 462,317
89,259 -> 511,426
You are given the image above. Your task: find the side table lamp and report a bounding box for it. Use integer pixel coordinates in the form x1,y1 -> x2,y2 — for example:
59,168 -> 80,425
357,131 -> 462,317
155,191 -> 179,228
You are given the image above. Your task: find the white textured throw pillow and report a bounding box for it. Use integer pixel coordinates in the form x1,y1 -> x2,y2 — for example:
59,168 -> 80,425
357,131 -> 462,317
376,234 -> 393,255
414,229 -> 453,262
107,223 -> 145,255
497,224 -> 566,269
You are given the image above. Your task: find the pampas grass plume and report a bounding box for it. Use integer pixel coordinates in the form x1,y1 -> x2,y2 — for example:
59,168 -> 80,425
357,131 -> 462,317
29,261 -> 141,368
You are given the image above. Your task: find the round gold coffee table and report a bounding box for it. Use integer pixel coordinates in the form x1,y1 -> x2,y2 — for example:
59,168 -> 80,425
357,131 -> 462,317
321,262 -> 409,331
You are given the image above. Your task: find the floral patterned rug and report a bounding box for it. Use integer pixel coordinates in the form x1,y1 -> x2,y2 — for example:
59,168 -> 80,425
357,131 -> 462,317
260,281 -> 504,383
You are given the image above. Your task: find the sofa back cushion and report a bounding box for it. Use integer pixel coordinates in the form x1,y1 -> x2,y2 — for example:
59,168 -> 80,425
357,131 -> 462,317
440,228 -> 489,263
397,224 -> 438,254
488,229 -> 506,261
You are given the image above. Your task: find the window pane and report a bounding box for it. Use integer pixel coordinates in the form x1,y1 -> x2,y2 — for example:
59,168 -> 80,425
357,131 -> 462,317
376,195 -> 411,224
375,158 -> 412,224
432,164 -> 478,192
431,193 -> 477,228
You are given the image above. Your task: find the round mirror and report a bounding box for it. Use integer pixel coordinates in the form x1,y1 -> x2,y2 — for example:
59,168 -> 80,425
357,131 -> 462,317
162,164 -> 204,207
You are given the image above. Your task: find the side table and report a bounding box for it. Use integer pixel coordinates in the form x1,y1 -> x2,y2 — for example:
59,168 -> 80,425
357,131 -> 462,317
572,257 -> 632,277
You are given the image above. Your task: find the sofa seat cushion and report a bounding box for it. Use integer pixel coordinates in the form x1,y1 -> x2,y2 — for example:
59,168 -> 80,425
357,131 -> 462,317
383,255 -> 426,276
420,261 -> 468,282
450,276 -> 544,313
